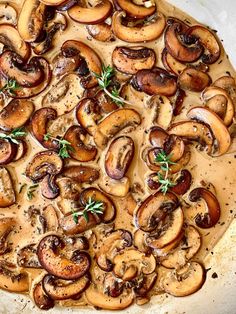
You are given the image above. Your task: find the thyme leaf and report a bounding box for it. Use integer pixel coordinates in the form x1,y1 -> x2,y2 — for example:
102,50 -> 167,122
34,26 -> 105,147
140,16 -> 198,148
43,133 -> 74,159
0,127 -> 27,144
72,197 -> 104,224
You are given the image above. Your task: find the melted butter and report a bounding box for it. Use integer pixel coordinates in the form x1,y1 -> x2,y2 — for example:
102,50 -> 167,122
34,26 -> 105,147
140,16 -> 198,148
0,0 -> 236,309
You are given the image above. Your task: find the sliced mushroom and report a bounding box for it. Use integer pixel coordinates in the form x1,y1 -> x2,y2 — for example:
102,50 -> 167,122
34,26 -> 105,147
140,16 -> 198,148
37,235 -> 91,280
116,0 -> 156,18
40,174 -> 60,199
86,23 -> 114,42
43,274 -> 90,300
0,167 -> 15,207
99,176 -> 130,197
64,125 -> 97,162
43,205 -> 58,232
103,272 -> 124,297
94,108 -> 141,148
10,140 -> 27,162
96,229 -> 132,271
162,262 -> 206,297
52,52 -> 81,78
39,0 -> 68,4
17,0 -> 45,42
63,165 -> 99,184
189,187 -> 221,228
0,261 -> 29,292
0,24 -> 30,60
134,273 -> 157,296
33,281 -> 55,310
0,217 -> 15,255
25,150 -> 63,182
135,191 -> 179,232
213,75 -> 236,106
162,48 -> 186,76
149,96 -> 173,129
112,46 -> 156,75
168,120 -> 213,154
0,139 -> 17,165
57,177 -> 81,200
149,126 -> 169,147
132,68 -> 177,96
68,0 -> 112,24
171,169 -> 192,195
154,229 -> 184,257
133,229 -> 150,254
173,88 -> 186,116
105,136 -> 134,180
187,106 -> 231,156
112,11 -> 166,43
178,68 -> 211,92
0,4 -> 17,25
17,243 -> 41,268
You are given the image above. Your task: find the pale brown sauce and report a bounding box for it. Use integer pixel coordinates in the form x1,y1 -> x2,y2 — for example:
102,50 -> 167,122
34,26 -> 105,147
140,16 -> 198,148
0,0 -> 236,309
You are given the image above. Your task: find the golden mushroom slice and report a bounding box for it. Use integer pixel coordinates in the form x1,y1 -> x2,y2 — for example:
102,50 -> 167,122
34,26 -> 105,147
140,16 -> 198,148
116,0 -> 156,19
149,95 -> 173,129
0,3 -> 17,25
99,176 -> 130,197
0,261 -> 29,292
0,167 -> 15,207
162,262 -> 206,297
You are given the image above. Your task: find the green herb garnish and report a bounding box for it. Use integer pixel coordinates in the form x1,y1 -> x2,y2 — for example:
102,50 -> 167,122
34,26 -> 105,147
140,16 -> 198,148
0,127 -> 27,144
27,184 -> 39,200
0,79 -> 20,96
93,65 -> 131,106
43,133 -> 74,159
72,197 -> 104,224
19,183 -> 27,194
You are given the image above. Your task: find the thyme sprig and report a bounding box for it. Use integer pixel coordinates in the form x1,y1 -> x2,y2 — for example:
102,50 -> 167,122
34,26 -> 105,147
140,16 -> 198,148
0,127 -> 27,144
43,133 -> 74,159
72,197 -> 104,224
27,184 -> 39,200
0,79 -> 20,96
93,65 -> 131,106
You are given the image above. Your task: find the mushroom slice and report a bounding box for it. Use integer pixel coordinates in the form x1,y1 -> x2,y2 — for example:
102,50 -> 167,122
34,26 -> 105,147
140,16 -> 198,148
162,262 -> 206,297
0,24 -> 30,60
96,229 -> 132,271
39,0 -> 68,4
113,249 -> 156,280
68,0 -> 112,24
112,46 -> 156,75
57,177 -> 81,200
43,205 -> 59,232
168,121 -> 213,154
85,284 -> 134,310
103,272 -> 124,298
135,191 -> 179,232
105,136 -> 134,180
17,0 -> 45,42
162,48 -> 186,76
42,274 -> 90,300
0,51 -> 44,87
189,187 -> 221,228
112,11 -> 166,43
186,25 -> 221,64
134,229 -> 150,254
12,140 -> 27,162
132,68 -> 177,96
134,273 -> 157,296
0,167 -> 15,207
25,150 -> 63,182
0,99 -> 34,132
147,207 -> 184,249
178,68 -> 211,92
86,23 -> 114,42
63,165 -> 99,184
0,4 -> 17,25
17,243 -> 41,268
164,21 -> 203,63
149,95 -> 173,129
171,169 -> 192,195
94,108 -> 141,148
99,176 -> 130,197
31,108 -> 58,150
40,174 -> 60,199
213,75 -> 236,106
161,226 -> 201,269
80,188 -> 116,223
0,217 -> 15,255
33,281 -> 55,310
0,139 -> 17,165
187,106 -> 231,156
202,86 -> 234,126
0,261 -> 29,292
149,126 -> 169,147
116,0 -> 156,18
37,235 -> 91,280
64,125 -> 97,162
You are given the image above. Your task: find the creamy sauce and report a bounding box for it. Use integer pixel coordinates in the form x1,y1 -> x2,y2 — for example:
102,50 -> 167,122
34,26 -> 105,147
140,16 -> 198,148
0,0 -> 236,310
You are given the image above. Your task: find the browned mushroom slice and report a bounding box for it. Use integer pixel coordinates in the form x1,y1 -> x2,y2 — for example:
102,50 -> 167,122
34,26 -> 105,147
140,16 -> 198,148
17,243 -> 41,268
202,86 -> 234,126
149,126 -> 169,147
33,281 -> 55,310
63,165 -> 99,184
189,187 -> 220,228
40,0 -> 68,4
105,136 -> 134,180
0,139 -> 17,165
42,274 -> 90,300
168,121 -> 213,154
173,88 -> 186,116
68,0 -> 112,24
0,167 -> 15,207
17,0 -> 45,42
0,261 -> 29,292
146,173 -> 161,190
213,75 -> 236,106
116,0 -> 156,18
12,140 -> 27,162
134,273 -> 157,297
112,46 -> 156,75
162,48 -> 186,76
186,25 -> 221,64
154,229 -> 184,257
25,150 -> 63,182
37,235 -> 91,280
164,135 -> 185,162
0,99 -> 34,132
40,174 -> 60,199
171,169 -> 192,195
162,262 -> 206,297
57,177 -> 81,201
103,272 -> 124,298
147,207 -> 184,249
165,21 -> 203,63
135,191 -> 179,232
42,205 -> 58,232
132,68 -> 177,96
94,108 -> 141,148
0,51 -> 44,87
52,52 -> 81,78
178,68 -> 211,92
0,4 -> 17,25
99,176 -> 130,197
161,226 -> 201,269
187,106 -> 231,156
96,229 -> 132,271
112,11 -> 166,43
148,95 -> 173,129
0,217 -> 15,255
134,229 -> 150,254
80,188 -> 116,223
86,23 -> 114,42
64,126 -> 97,162
0,24 -> 30,60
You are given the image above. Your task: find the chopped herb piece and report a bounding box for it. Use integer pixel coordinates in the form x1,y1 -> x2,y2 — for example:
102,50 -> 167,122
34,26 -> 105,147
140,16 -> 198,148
43,133 -> 74,159
72,197 -> 104,223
